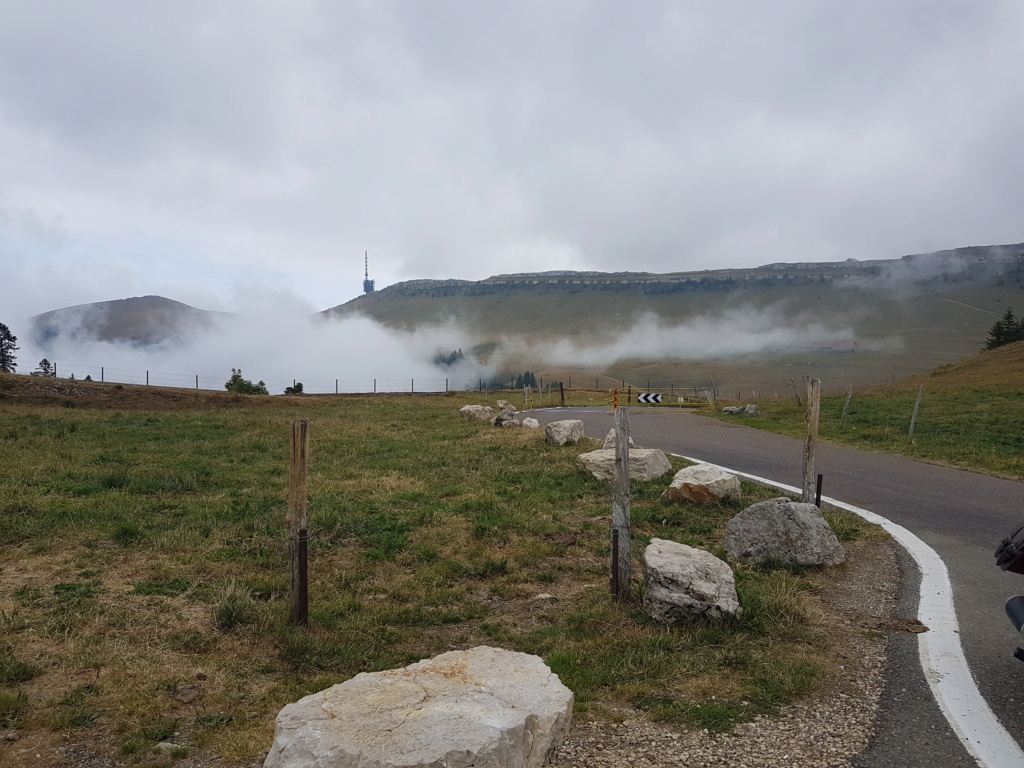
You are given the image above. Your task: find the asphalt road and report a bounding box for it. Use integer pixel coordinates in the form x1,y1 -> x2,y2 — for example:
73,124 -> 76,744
524,407 -> 1024,767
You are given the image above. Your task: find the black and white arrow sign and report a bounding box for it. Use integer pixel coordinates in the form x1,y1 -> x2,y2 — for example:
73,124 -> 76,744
637,393 -> 662,404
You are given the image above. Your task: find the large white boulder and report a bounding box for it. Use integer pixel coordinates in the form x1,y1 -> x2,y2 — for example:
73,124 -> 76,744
263,646 -> 573,768
661,464 -> 741,504
576,448 -> 672,481
724,497 -> 846,566
521,417 -> 541,429
601,428 -> 637,450
460,405 -> 494,422
545,419 -> 586,446
643,539 -> 742,622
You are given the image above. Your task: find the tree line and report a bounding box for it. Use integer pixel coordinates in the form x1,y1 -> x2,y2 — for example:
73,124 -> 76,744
986,307 -> 1024,350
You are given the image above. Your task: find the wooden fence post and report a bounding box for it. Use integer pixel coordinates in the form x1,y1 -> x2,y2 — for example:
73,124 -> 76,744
791,377 -> 803,407
611,406 -> 632,602
287,420 -> 310,626
909,385 -> 924,440
801,378 -> 820,503
560,382 -> 565,407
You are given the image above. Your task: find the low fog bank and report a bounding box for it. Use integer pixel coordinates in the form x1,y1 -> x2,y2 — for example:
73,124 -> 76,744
494,308 -> 896,369
10,298 -> 901,393
15,297 -> 490,394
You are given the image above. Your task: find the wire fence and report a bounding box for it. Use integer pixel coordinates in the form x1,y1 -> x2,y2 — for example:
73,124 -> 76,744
36,362 -> 668,396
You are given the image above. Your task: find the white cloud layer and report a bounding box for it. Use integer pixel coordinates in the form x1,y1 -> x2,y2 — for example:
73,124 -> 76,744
17,295 -> 489,394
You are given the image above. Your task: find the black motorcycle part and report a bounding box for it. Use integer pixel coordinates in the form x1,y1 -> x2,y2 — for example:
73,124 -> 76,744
995,526 -> 1024,574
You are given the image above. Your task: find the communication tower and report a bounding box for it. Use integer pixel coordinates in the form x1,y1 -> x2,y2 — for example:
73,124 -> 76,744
363,251 -> 375,294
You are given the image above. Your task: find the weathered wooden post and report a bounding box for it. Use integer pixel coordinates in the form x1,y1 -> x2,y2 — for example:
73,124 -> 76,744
559,382 -> 565,407
611,406 -> 632,602
909,385 -> 924,440
287,420 -> 310,626
840,384 -> 853,428
801,378 -> 821,503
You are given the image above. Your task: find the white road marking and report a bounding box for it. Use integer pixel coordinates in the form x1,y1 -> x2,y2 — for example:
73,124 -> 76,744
674,455 -> 1024,768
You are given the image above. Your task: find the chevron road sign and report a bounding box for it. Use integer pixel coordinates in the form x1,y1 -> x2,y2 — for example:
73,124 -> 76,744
636,393 -> 662,404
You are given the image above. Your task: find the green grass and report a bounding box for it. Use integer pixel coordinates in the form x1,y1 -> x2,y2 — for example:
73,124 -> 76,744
0,390 -> 882,761
725,384 -> 1024,480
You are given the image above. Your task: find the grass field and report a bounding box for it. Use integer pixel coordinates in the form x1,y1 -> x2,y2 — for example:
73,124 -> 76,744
0,375 -> 882,766
718,341 -> 1024,480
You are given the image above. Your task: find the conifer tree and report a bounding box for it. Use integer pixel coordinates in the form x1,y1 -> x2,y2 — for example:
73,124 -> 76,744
0,323 -> 18,373
985,307 -> 1024,350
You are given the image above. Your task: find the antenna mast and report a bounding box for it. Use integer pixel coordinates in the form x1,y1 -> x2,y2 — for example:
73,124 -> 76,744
362,251 -> 375,294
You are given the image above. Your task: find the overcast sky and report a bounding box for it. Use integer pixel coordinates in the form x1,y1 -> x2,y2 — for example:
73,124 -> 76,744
2,0 -> 1023,320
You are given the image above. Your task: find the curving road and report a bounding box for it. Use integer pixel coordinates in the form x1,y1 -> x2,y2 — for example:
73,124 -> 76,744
524,407 -> 1024,768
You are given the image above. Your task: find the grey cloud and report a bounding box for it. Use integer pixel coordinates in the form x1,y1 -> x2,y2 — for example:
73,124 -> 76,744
1,0 -> 1023,315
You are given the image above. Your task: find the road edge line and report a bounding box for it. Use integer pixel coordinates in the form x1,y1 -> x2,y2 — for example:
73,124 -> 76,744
673,454 -> 1024,768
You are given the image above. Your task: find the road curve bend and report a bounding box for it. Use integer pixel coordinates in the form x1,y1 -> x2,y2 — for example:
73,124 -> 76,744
524,407 -> 1024,768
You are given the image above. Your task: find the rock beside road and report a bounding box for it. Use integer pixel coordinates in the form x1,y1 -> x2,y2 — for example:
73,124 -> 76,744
661,463 -> 741,504
725,497 -> 846,566
576,448 -> 672,481
460,405 -> 494,422
642,538 -> 741,622
546,420 -> 587,446
264,646 -> 573,768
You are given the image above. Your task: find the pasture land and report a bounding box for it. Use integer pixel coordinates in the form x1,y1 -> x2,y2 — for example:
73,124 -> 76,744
724,340 -> 1024,480
0,375 -> 881,765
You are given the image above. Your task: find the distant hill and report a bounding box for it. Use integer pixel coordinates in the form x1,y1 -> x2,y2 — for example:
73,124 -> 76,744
323,243 -> 1024,393
31,296 -> 231,348
26,243 -> 1024,394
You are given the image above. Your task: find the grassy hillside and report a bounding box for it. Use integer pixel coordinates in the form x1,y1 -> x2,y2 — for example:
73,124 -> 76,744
0,375 -> 882,765
31,296 -> 230,348
723,341 -> 1024,479
327,247 -> 1024,394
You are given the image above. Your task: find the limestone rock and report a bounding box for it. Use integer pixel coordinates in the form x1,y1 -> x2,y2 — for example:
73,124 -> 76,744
722,404 -> 760,416
521,417 -> 541,429
496,400 -> 515,411
576,448 -> 672,481
545,419 -> 586,446
264,646 -> 573,768
724,497 -> 846,566
661,464 -> 741,504
460,405 -> 494,422
601,428 -> 637,450
491,410 -> 519,427
643,539 -> 742,622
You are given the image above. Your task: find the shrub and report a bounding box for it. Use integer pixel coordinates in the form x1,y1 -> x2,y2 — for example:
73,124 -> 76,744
224,369 -> 268,395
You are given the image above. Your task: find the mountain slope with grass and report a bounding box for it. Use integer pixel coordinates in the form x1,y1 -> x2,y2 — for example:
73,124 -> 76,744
725,340 -> 1024,479
325,243 -> 1024,393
